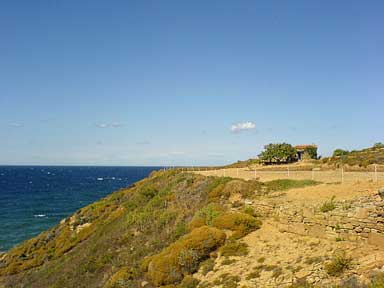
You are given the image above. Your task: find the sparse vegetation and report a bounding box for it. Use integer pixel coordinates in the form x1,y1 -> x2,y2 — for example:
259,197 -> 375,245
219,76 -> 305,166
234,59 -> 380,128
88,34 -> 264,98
246,271 -> 260,280
324,144 -> 384,167
265,179 -> 321,192
304,256 -> 323,265
257,257 -> 266,263
200,258 -> 215,275
212,212 -> 261,239
219,242 -> 249,257
147,226 -> 226,285
178,275 -> 200,288
213,273 -> 241,288
325,250 -> 352,276
369,273 -> 384,288
320,196 -> 337,213
221,258 -> 237,265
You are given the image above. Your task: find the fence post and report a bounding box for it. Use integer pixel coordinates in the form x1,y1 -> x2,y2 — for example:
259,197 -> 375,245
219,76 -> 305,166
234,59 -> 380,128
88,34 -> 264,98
375,164 -> 378,182
341,167 -> 344,183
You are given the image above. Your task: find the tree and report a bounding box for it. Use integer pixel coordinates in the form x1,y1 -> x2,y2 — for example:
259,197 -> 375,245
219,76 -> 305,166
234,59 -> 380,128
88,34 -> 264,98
304,146 -> 318,160
259,143 -> 297,164
373,142 -> 384,149
332,149 -> 349,157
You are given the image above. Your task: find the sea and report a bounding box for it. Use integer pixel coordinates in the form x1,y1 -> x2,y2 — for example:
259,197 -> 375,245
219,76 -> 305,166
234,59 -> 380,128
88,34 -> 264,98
0,166 -> 162,252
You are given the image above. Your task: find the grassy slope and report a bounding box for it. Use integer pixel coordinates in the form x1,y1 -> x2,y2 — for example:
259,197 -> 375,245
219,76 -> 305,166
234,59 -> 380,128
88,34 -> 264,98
1,170 -> 217,287
0,171 -> 261,288
322,146 -> 384,167
0,171 -> 321,288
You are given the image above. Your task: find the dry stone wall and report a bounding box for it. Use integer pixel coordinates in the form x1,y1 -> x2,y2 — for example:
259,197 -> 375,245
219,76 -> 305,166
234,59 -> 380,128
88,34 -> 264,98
253,193 -> 384,248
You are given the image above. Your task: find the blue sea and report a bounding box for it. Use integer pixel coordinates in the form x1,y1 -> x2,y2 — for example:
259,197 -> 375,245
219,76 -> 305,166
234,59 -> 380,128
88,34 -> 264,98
0,166 -> 162,251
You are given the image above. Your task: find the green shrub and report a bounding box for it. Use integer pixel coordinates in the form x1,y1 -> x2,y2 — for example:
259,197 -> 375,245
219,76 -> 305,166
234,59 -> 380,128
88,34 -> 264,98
243,206 -> 257,217
333,149 -> 350,157
213,273 -> 240,288
246,271 -> 260,280
219,242 -> 249,257
178,276 -> 200,288
257,257 -> 266,263
200,258 -> 215,275
320,196 -> 337,213
147,226 -> 226,286
221,258 -> 237,265
189,204 -> 224,229
325,250 -> 352,276
369,272 -> 384,287
212,212 -> 261,238
265,179 -> 320,192
104,267 -> 135,288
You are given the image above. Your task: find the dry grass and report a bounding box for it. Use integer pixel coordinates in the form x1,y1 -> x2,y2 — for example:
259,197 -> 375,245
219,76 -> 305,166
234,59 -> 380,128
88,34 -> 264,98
196,168 -> 384,184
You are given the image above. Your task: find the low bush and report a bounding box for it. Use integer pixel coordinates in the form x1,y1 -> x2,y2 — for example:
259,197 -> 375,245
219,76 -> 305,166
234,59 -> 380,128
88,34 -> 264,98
219,242 -> 249,257
104,267 -> 134,288
213,273 -> 240,288
369,272 -> 384,287
199,258 -> 215,275
212,212 -> 261,239
325,250 -> 352,276
178,276 -> 200,288
242,206 -> 258,217
246,271 -> 260,280
320,196 -> 337,213
147,226 -> 226,286
189,204 -> 224,229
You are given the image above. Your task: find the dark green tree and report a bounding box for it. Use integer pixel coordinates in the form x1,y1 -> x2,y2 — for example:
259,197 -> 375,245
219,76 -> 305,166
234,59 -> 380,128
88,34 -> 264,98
332,149 -> 349,157
259,143 -> 297,164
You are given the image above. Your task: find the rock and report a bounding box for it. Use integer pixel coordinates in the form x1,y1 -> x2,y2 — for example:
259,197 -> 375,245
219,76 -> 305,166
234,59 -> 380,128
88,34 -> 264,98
141,281 -> 149,287
244,199 -> 253,205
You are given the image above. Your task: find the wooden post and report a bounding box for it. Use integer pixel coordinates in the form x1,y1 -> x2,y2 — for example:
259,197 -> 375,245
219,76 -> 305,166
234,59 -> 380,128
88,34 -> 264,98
341,167 -> 344,183
375,164 -> 378,182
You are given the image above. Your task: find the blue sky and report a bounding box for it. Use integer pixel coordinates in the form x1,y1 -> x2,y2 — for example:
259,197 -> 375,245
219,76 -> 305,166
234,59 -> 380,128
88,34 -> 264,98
0,1 -> 383,166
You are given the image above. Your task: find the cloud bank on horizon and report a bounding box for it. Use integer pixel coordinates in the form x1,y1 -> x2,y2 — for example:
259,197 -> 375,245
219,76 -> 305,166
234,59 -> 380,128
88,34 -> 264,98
230,121 -> 256,133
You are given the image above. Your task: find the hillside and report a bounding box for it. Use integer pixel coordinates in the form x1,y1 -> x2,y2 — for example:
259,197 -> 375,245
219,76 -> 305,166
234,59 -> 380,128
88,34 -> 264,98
322,145 -> 384,168
1,170 -> 384,287
0,170 -> 266,287
225,144 -> 384,171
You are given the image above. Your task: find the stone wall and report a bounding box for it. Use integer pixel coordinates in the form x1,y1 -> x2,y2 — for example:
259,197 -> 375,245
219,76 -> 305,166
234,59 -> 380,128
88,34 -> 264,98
253,193 -> 384,248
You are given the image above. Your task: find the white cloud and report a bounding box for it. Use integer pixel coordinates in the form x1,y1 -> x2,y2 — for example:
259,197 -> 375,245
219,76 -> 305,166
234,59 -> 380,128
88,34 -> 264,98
9,122 -> 24,127
110,122 -> 123,128
230,121 -> 256,133
95,122 -> 123,128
